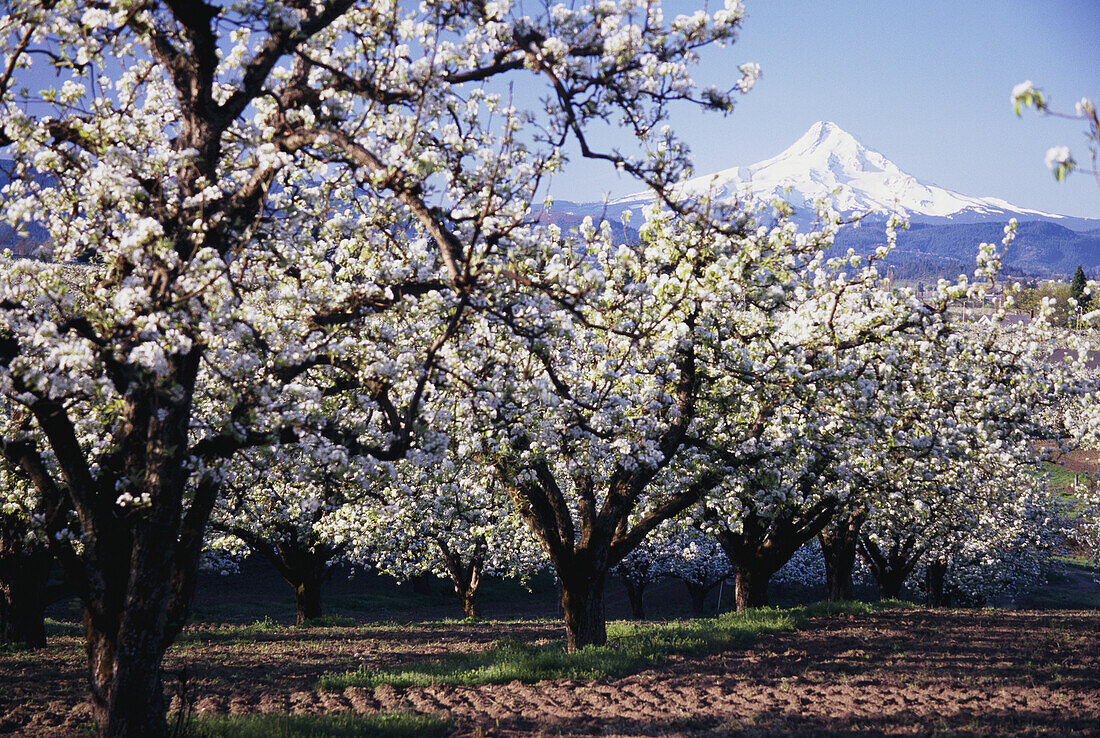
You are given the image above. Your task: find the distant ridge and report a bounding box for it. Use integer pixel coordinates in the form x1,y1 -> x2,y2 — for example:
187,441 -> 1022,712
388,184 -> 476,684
546,122 -> 1100,277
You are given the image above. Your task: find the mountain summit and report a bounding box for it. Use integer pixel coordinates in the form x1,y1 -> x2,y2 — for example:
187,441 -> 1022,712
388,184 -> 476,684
546,122 -> 1100,277
592,121 -> 1093,229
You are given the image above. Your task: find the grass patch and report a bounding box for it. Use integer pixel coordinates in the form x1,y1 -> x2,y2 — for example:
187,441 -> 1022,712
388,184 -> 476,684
318,600 -> 906,690
44,618 -> 83,638
182,712 -> 449,738
177,616 -> 291,645
1043,461 -> 1082,492
1025,558 -> 1100,609
298,615 -> 357,628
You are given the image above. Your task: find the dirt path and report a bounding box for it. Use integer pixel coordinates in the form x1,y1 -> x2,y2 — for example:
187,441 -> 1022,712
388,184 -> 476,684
2,609 -> 1098,736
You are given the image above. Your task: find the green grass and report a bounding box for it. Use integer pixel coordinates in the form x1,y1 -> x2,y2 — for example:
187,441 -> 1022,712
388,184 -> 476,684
44,618 -> 83,638
317,600 -> 907,691
1043,461 -> 1081,492
180,712 -> 449,738
298,615 -> 357,628
1024,558 -> 1100,609
177,616 -> 292,645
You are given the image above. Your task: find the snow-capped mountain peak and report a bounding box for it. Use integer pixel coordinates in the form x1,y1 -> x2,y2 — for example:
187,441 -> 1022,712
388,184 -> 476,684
594,121 -> 1086,228
777,120 -> 891,173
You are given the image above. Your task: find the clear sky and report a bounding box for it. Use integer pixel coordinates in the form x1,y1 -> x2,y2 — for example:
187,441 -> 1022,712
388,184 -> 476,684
552,0 -> 1100,219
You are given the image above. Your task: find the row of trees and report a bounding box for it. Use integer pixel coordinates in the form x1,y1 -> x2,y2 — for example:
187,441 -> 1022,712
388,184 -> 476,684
194,212 -> 1088,633
0,3 -> 1095,737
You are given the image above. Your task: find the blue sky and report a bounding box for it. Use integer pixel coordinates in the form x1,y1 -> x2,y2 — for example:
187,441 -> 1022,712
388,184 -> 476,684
553,0 -> 1100,219
12,1 -> 1097,218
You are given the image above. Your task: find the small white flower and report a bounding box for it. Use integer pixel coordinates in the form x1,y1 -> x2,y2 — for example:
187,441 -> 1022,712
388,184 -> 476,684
1044,145 -> 1074,170
737,62 -> 762,93
1011,80 -> 1035,103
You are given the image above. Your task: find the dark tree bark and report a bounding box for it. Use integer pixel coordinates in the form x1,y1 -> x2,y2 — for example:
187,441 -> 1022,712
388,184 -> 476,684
858,534 -> 924,600
732,564 -> 770,611
682,577 -> 724,616
437,536 -> 487,618
504,466 -> 727,651
0,527 -> 55,648
560,563 -> 607,650
684,580 -> 705,616
818,507 -> 867,602
924,557 -> 949,608
295,577 -> 323,623
216,525 -> 338,626
620,575 -> 647,619
711,488 -> 837,612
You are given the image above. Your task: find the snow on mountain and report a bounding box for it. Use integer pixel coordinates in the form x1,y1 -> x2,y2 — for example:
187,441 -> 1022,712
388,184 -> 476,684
564,121 -> 1097,230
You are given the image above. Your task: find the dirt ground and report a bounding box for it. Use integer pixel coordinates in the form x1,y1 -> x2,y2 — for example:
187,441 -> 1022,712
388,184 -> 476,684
3,608 -> 1099,737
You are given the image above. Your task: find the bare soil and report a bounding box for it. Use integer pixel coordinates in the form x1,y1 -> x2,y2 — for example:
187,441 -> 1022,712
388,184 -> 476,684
2,608 -> 1098,737
1036,442 -> 1100,474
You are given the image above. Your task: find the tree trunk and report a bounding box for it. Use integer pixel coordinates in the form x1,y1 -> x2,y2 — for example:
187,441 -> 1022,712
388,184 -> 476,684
450,560 -> 483,619
224,532 -> 334,627
280,550 -> 329,626
438,537 -> 485,619
411,572 -> 432,595
819,509 -> 866,602
684,579 -> 723,616
86,608 -> 169,738
458,588 -> 480,618
294,577 -> 322,625
925,558 -> 948,608
561,570 -> 607,651
875,570 -> 907,599
858,536 -> 920,601
733,562 -> 770,610
0,533 -> 53,648
83,509 -> 179,738
711,499 -> 838,613
621,575 -> 646,620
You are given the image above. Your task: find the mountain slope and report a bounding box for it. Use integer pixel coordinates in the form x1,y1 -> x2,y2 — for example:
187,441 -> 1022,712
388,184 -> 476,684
547,122 -> 1100,276
835,221 -> 1100,278
582,122 -> 1096,230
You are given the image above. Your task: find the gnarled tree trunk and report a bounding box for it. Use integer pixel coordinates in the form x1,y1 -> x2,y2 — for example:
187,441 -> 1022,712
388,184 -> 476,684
924,557 -> 949,608
732,563 -> 770,610
214,523 -> 338,626
438,536 -> 487,618
295,577 -> 323,624
819,507 -> 867,602
713,498 -> 837,612
84,469 -> 191,738
560,565 -> 607,651
858,534 -> 923,600
682,576 -> 724,616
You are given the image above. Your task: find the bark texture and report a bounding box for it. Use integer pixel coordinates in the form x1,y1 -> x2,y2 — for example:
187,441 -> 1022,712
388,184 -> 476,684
621,576 -> 647,620
561,567 -> 607,651
438,536 -> 486,618
712,494 -> 837,611
0,530 -> 54,648
858,534 -> 924,600
818,508 -> 867,602
924,558 -> 949,608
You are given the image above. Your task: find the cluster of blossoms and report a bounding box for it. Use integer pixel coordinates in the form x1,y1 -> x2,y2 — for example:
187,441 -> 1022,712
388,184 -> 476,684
1013,80 -> 1098,183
